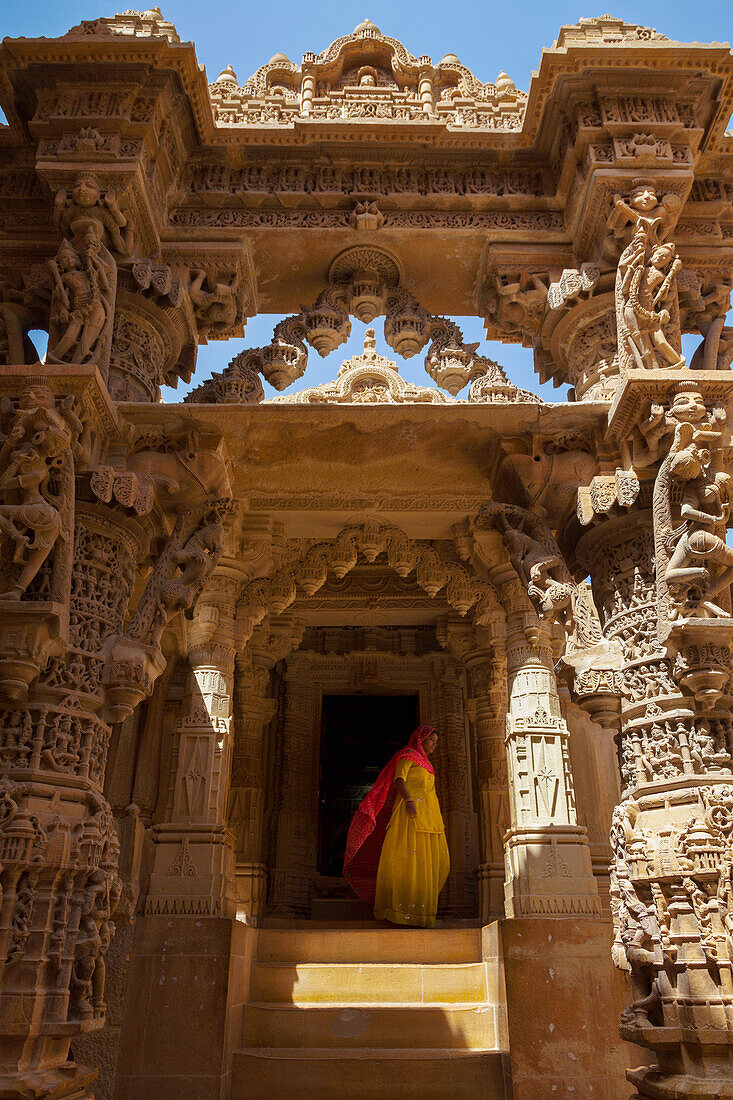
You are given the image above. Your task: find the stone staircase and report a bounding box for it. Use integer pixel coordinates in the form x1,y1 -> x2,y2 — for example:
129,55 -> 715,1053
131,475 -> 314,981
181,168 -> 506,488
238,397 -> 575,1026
230,926 -> 509,1099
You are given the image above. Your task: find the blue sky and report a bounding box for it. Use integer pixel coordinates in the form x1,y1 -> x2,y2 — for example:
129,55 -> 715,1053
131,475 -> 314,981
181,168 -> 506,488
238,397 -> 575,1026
5,1 -> 732,400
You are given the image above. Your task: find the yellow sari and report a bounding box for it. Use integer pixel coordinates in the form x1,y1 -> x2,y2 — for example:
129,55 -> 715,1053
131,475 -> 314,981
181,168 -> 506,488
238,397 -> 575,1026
373,759 -> 450,927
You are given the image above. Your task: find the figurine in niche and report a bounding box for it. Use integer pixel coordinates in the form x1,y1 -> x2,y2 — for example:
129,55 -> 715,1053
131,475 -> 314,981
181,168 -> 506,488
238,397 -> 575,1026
188,269 -> 239,336
608,184 -> 680,248
47,233 -> 111,365
54,173 -> 133,257
628,389 -> 719,469
664,424 -> 733,618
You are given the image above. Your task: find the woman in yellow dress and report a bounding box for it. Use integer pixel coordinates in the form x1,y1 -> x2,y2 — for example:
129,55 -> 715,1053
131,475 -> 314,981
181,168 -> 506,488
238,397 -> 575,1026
344,726 -> 450,928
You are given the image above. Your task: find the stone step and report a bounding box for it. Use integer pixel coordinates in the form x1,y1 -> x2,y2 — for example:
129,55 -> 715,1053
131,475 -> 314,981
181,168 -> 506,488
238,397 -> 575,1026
256,927 -> 482,964
310,897 -> 373,921
230,1048 -> 509,1100
241,1002 -> 497,1050
250,960 -> 489,1004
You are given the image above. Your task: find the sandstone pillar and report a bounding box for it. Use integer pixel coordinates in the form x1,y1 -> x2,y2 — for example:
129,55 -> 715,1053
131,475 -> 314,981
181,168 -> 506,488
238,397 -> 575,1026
270,656 -> 318,914
145,597 -> 237,918
229,653 -> 276,922
131,660 -> 175,825
465,647 -> 510,921
502,613 -> 601,919
0,441 -> 146,1099
580,493 -> 733,1096
432,662 -> 476,916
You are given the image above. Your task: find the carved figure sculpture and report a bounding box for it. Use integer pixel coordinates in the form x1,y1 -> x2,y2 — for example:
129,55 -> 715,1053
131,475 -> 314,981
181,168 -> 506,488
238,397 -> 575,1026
188,269 -> 239,336
151,516 -> 226,646
661,423 -> 733,618
53,173 -> 133,257
0,388 -> 80,599
609,186 -> 686,374
607,184 -> 680,249
47,233 -> 111,365
497,511 -> 574,625
125,500 -> 230,650
617,238 -> 684,371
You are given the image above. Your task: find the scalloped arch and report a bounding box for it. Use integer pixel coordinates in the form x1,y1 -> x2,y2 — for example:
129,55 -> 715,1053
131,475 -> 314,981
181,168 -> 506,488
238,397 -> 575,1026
236,521 -> 504,644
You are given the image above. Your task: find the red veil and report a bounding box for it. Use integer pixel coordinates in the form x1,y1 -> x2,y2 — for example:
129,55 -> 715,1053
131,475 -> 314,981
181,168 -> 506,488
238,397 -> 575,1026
343,726 -> 436,905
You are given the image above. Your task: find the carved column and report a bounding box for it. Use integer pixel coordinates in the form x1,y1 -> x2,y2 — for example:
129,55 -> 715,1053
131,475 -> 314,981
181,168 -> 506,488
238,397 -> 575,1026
270,655 -> 319,915
131,658 -> 175,824
229,653 -> 275,922
501,594 -> 601,919
145,589 -> 237,917
0,483 -> 145,1096
579,461 -> 733,1096
435,661 -> 476,917
466,645 -> 510,921
105,711 -> 142,814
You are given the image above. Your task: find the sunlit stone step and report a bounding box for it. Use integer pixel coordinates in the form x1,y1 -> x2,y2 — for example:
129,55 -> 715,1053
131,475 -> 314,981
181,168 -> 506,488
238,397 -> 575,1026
241,1002 -> 497,1050
256,927 -> 482,964
250,960 -> 489,1004
231,1048 -> 509,1100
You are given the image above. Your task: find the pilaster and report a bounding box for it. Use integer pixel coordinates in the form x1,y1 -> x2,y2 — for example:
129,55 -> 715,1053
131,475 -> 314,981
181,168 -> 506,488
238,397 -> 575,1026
465,647 -> 509,921
146,588 -> 238,919
502,619 -> 601,919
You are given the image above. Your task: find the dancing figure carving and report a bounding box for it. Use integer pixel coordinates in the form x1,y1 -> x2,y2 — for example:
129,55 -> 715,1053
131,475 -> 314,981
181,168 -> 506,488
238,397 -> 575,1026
47,173 -> 126,369
610,186 -> 685,373
47,233 -> 111,365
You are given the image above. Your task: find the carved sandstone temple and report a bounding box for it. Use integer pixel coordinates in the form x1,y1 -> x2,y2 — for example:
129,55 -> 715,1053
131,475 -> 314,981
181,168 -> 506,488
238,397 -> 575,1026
2,9 -> 733,1099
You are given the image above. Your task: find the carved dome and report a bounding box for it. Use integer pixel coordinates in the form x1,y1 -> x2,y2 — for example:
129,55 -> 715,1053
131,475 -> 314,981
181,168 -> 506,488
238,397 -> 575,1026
353,18 -> 382,35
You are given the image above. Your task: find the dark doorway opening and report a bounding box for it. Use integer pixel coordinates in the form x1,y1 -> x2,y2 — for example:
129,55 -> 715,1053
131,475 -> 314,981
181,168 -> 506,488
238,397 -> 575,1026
318,693 -> 419,878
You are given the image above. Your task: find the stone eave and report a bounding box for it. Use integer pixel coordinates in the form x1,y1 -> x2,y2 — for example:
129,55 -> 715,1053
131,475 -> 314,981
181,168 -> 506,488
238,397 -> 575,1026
1,31 -> 732,156
0,33 -> 216,143
121,397 -> 607,453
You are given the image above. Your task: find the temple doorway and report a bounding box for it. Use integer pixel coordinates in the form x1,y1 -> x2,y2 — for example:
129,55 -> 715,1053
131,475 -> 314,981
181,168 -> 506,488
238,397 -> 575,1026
317,693 -> 419,878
